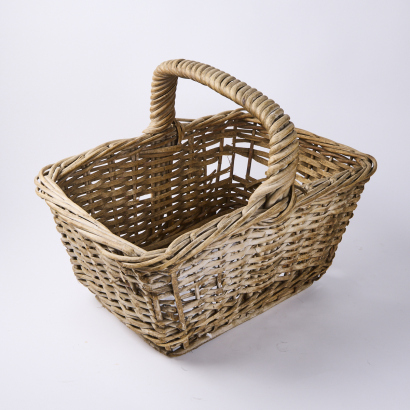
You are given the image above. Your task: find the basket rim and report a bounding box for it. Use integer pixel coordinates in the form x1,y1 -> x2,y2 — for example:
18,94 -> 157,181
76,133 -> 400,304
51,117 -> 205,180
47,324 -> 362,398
35,113 -> 377,269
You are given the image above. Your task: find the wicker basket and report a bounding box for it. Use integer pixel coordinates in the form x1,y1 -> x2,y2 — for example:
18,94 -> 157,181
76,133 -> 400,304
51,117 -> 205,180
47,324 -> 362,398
35,59 -> 377,356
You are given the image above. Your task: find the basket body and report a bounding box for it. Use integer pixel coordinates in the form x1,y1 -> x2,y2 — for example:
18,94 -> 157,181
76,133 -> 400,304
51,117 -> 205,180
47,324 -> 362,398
36,61 -> 376,356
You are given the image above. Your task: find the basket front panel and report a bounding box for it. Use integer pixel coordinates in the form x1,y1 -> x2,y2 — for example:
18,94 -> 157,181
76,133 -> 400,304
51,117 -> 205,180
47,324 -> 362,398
164,183 -> 365,353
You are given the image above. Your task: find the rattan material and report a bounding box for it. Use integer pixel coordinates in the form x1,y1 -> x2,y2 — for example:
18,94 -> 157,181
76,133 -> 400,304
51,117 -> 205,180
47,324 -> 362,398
35,59 -> 377,356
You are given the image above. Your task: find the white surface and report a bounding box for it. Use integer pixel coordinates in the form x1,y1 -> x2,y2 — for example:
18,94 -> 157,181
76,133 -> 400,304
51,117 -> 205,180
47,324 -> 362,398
1,1 -> 409,409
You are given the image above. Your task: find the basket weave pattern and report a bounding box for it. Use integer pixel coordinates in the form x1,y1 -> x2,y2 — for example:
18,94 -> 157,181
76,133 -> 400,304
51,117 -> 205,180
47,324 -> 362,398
36,60 -> 376,355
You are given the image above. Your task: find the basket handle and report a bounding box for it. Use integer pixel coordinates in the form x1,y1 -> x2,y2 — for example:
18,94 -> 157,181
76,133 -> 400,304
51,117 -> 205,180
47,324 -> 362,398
144,59 -> 299,207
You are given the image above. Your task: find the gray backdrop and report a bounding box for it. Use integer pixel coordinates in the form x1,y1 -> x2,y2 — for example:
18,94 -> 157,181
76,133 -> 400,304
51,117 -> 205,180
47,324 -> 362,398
1,1 -> 409,409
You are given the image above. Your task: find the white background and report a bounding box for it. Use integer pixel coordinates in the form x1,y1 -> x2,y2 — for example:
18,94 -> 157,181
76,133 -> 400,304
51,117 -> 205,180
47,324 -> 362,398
1,1 -> 409,409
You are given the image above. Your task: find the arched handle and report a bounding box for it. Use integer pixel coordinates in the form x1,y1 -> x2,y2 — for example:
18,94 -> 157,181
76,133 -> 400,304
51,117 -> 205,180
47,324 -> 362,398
145,59 -> 299,207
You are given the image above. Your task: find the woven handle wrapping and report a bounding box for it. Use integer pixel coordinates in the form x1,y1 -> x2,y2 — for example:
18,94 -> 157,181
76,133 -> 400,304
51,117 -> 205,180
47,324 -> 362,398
145,59 -> 299,209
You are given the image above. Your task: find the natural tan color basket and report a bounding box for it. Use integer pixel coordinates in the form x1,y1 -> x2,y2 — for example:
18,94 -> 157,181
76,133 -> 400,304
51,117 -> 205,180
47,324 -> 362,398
35,59 -> 377,356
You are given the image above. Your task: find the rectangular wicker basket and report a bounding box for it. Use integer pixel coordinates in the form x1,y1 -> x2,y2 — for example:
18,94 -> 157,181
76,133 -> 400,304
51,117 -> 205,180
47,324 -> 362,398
35,59 -> 377,356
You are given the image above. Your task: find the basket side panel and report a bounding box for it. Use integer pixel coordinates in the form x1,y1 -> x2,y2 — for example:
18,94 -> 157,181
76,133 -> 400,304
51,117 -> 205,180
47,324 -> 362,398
52,211 -> 172,350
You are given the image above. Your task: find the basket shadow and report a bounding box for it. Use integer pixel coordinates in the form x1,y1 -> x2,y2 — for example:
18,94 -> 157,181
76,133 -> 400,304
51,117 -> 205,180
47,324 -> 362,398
169,274 -> 390,381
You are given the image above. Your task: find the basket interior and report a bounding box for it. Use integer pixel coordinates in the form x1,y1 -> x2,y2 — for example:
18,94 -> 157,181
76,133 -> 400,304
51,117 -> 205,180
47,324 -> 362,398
56,112 -> 360,251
